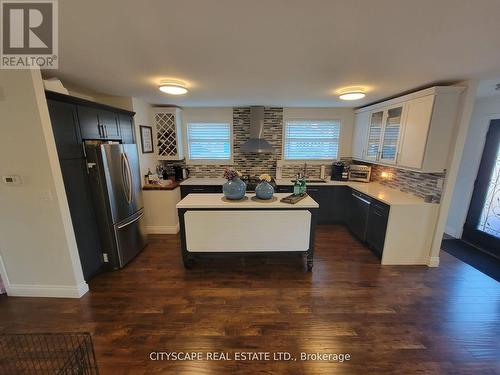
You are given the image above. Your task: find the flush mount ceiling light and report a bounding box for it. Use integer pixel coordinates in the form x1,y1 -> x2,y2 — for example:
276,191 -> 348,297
158,81 -> 188,95
339,91 -> 366,101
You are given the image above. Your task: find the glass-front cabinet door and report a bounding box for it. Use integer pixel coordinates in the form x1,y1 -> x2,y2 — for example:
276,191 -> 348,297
380,105 -> 404,164
366,110 -> 384,160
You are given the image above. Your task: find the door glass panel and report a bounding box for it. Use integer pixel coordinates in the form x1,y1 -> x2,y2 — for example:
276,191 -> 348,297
477,143 -> 500,238
381,107 -> 403,161
367,111 -> 383,158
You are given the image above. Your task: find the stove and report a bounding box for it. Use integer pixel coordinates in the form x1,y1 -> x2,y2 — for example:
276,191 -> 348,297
241,176 -> 277,192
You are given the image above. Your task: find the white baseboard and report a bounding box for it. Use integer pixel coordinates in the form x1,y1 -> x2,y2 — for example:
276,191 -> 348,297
444,225 -> 460,238
428,256 -> 440,267
7,282 -> 89,298
146,224 -> 179,234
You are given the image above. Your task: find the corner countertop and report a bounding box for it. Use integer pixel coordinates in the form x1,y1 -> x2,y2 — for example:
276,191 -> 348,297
143,181 -> 180,190
179,177 -> 434,206
180,178 -> 226,186
275,179 -> 432,206
177,193 -> 319,209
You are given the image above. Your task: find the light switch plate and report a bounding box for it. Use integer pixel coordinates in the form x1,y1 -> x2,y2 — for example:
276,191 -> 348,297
2,175 -> 22,185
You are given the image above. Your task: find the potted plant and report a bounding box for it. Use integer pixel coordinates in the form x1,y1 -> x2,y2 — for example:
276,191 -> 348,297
255,174 -> 274,200
223,168 -> 246,200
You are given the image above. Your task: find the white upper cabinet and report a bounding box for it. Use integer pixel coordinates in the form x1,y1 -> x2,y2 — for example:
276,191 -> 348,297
152,107 -> 184,160
397,95 -> 434,169
352,86 -> 463,173
366,110 -> 384,161
352,111 -> 370,160
379,105 -> 404,165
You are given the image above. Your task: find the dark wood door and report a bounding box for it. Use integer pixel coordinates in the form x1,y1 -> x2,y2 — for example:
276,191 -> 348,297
463,119 -> 500,258
119,114 -> 135,144
98,110 -> 120,139
59,158 -> 104,281
366,200 -> 390,258
47,100 -> 83,159
77,106 -> 102,139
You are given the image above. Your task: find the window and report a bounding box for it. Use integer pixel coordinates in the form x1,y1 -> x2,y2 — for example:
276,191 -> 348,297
283,120 -> 341,160
187,122 -> 231,161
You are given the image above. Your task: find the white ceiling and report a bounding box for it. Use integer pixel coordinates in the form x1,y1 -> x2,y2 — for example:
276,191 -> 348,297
48,0 -> 500,107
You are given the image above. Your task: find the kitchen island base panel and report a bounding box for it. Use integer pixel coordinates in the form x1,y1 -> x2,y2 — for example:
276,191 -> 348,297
178,207 -> 317,271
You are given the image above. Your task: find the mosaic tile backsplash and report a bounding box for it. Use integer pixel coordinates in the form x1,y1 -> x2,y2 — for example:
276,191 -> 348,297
161,106 -> 445,201
369,164 -> 446,202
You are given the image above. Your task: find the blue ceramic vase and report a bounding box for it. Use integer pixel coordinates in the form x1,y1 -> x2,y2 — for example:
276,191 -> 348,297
223,177 -> 246,200
255,181 -> 274,200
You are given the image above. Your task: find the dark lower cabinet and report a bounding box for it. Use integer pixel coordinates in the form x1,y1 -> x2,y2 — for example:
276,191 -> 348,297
346,189 -> 372,242
59,159 -> 104,280
119,114 -> 135,144
276,185 -> 348,224
276,185 -> 293,194
47,100 -> 83,159
181,185 -> 223,199
366,200 -> 390,258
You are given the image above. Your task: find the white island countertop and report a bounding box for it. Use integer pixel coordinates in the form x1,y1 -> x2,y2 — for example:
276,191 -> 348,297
177,193 -> 319,209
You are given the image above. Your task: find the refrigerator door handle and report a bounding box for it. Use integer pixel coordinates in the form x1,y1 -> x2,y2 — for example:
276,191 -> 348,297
117,211 -> 144,229
124,153 -> 133,204
121,154 -> 132,204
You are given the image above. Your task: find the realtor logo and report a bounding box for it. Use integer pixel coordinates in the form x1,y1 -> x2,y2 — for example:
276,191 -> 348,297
1,0 -> 58,69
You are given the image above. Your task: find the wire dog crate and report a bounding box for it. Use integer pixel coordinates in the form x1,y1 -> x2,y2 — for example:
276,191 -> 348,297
0,333 -> 99,375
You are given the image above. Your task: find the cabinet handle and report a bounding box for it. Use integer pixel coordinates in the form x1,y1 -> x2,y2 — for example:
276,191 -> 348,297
352,193 -> 371,205
104,125 -> 108,138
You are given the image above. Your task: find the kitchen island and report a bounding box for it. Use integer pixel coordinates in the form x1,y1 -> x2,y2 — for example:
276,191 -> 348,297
176,193 -> 319,270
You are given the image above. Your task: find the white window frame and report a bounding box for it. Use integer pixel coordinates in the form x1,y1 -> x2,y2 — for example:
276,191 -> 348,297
185,122 -> 234,165
282,118 -> 342,163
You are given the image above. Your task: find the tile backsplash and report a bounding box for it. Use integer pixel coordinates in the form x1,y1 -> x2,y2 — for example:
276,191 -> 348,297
162,107 -> 283,177
369,164 -> 445,202
161,106 -> 446,202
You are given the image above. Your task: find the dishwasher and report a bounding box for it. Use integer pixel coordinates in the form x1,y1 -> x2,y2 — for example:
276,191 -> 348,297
347,190 -> 372,242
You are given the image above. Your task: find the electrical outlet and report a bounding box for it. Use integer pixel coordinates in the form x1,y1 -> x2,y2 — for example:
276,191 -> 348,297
103,253 -> 109,262
436,178 -> 444,189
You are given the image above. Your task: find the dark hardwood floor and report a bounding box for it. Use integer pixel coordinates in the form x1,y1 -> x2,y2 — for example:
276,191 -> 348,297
1,225 -> 499,374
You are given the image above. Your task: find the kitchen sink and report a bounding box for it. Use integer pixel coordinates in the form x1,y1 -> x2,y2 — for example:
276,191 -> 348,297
292,179 -> 327,183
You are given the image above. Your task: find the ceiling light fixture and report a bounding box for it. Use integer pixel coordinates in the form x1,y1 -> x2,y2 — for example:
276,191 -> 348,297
158,81 -> 188,95
339,91 -> 366,101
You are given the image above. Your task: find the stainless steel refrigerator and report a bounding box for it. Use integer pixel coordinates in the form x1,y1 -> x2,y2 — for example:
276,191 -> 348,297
85,142 -> 148,269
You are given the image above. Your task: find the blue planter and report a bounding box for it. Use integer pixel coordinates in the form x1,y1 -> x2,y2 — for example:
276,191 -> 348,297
255,181 -> 274,200
223,177 -> 246,200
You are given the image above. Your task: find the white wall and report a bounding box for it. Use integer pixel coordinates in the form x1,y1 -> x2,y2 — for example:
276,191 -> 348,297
181,107 -> 233,164
132,98 -> 156,182
446,95 -> 500,237
283,107 -> 354,159
0,70 -> 88,298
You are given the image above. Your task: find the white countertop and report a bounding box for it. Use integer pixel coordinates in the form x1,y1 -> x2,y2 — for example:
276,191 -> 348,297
180,178 -> 226,185
275,179 -> 431,206
177,193 -> 319,209
180,177 -> 434,206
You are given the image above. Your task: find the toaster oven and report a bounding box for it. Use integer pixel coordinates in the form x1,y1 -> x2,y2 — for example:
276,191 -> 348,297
348,165 -> 372,182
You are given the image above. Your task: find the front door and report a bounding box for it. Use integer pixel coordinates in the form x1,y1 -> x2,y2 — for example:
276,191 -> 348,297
463,119 -> 500,258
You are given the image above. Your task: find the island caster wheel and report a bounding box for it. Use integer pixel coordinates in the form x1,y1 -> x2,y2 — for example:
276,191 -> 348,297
183,257 -> 194,269
307,261 -> 313,272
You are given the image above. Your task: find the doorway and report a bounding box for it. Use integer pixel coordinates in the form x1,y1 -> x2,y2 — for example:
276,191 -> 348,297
462,119 -> 500,259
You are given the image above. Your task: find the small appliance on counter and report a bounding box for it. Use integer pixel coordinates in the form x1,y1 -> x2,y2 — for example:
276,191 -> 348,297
174,166 -> 190,181
348,164 -> 372,182
331,161 -> 346,181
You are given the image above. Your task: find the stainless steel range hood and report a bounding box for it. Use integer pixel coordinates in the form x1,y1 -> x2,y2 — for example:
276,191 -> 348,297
240,106 -> 275,153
